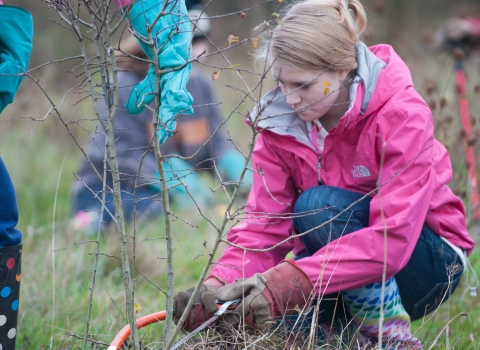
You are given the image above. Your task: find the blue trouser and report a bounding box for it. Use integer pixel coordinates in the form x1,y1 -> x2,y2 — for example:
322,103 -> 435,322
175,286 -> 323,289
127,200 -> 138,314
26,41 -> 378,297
73,182 -> 163,227
292,186 -> 463,322
0,157 -> 22,246
0,158 -> 23,349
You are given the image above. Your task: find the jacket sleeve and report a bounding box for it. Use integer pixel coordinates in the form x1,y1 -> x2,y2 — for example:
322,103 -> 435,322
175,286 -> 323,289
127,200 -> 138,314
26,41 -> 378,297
0,5 -> 33,114
209,132 -> 297,283
114,0 -> 131,7
296,104 -> 438,295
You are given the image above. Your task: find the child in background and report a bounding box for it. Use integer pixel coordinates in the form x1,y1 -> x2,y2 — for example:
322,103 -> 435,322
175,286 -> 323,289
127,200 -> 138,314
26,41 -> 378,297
172,0 -> 476,348
71,4 -> 251,233
434,15 -> 480,64
0,1 -> 33,348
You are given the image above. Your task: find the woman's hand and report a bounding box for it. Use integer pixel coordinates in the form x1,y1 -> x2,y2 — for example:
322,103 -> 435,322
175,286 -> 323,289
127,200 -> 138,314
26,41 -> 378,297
215,260 -> 314,328
172,277 -> 224,331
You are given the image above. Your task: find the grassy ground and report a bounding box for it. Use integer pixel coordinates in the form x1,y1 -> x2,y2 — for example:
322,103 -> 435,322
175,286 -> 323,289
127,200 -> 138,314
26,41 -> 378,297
1,31 -> 480,350
411,249 -> 480,349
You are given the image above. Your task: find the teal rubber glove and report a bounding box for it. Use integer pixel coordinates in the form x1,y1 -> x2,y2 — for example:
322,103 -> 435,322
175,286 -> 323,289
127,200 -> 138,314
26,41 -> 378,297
150,156 -> 210,204
125,0 -> 194,144
217,150 -> 252,193
0,5 -> 33,113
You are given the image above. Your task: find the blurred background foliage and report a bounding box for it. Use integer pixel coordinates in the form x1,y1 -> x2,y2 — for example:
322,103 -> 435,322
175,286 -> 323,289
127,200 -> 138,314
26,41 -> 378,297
3,0 -> 479,231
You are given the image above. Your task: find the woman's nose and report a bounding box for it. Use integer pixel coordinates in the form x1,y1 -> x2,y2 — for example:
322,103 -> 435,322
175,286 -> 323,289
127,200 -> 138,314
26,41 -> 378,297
285,88 -> 301,106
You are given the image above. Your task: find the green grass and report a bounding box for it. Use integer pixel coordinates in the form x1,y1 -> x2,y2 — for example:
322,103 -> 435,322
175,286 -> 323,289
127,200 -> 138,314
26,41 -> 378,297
411,248 -> 480,349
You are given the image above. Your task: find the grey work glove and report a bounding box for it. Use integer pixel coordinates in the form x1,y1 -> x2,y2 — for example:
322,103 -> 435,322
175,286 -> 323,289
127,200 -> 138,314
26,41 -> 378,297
215,259 -> 314,328
173,283 -> 219,331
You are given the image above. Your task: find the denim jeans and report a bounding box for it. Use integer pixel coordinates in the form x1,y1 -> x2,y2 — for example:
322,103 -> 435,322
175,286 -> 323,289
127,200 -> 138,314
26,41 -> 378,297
72,182 -> 163,226
292,186 -> 463,322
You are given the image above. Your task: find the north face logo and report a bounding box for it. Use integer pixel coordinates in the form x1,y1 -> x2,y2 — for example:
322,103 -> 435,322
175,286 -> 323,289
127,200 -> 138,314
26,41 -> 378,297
351,165 -> 370,178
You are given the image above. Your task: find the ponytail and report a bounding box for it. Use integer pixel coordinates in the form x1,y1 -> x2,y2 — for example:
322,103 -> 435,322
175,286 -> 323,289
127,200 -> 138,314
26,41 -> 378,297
344,0 -> 367,40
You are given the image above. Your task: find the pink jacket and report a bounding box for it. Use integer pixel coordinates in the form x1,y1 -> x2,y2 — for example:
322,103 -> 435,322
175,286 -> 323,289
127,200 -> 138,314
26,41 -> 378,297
209,43 -> 475,295
465,16 -> 480,36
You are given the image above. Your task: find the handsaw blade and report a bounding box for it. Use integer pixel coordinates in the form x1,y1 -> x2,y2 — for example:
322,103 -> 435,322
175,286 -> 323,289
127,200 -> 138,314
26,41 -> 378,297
170,298 -> 241,350
170,314 -> 219,350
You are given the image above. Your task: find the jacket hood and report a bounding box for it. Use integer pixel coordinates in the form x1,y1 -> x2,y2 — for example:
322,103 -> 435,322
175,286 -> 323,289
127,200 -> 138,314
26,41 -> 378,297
250,42 -> 415,146
353,43 -> 415,117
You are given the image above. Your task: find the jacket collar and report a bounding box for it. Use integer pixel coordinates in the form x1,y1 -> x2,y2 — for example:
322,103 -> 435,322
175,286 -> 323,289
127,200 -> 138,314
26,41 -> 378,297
352,42 -> 387,115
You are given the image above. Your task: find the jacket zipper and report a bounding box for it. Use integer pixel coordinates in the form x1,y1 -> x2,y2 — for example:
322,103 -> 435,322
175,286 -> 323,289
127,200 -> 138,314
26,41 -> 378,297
310,121 -> 324,186
317,154 -> 323,185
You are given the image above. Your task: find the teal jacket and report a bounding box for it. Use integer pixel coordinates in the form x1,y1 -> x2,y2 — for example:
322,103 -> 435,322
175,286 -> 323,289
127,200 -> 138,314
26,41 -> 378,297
0,5 -> 33,113
0,5 -> 33,246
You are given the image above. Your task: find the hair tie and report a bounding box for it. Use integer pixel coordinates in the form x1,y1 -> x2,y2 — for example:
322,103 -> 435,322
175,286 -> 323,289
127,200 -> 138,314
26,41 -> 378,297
343,0 -> 356,21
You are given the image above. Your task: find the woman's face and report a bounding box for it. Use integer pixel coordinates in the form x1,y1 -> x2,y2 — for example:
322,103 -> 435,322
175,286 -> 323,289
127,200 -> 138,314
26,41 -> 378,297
271,62 -> 350,124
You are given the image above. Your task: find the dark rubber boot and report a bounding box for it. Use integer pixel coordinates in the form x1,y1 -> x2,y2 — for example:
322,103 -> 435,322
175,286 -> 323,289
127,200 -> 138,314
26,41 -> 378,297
0,244 -> 22,349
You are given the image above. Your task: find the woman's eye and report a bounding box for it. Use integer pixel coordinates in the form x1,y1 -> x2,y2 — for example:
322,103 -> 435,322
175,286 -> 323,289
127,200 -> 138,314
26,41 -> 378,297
300,84 -> 310,90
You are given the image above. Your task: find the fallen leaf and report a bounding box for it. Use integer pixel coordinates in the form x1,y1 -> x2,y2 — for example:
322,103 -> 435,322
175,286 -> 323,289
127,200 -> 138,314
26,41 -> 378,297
216,204 -> 228,217
439,96 -> 447,109
293,304 -> 302,313
228,34 -> 240,46
134,304 -> 143,313
227,64 -> 240,72
424,80 -> 436,96
251,37 -> 260,49
212,71 -> 221,80
323,81 -> 331,96
467,133 -> 477,146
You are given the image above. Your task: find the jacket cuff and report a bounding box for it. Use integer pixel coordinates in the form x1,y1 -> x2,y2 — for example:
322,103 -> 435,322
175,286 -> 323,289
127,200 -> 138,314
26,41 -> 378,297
204,275 -> 227,288
281,258 -> 312,281
262,259 -> 315,315
114,0 -> 131,7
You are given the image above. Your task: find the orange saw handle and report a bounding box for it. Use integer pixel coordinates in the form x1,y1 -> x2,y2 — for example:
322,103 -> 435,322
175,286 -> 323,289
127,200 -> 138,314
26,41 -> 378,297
108,310 -> 167,350
108,301 -> 238,349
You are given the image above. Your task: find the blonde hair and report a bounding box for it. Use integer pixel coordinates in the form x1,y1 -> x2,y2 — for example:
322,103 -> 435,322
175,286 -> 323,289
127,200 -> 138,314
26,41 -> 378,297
260,0 -> 367,73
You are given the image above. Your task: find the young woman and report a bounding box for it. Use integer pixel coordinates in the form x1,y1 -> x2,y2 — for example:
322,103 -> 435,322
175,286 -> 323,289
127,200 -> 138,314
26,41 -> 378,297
173,0 -> 476,347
